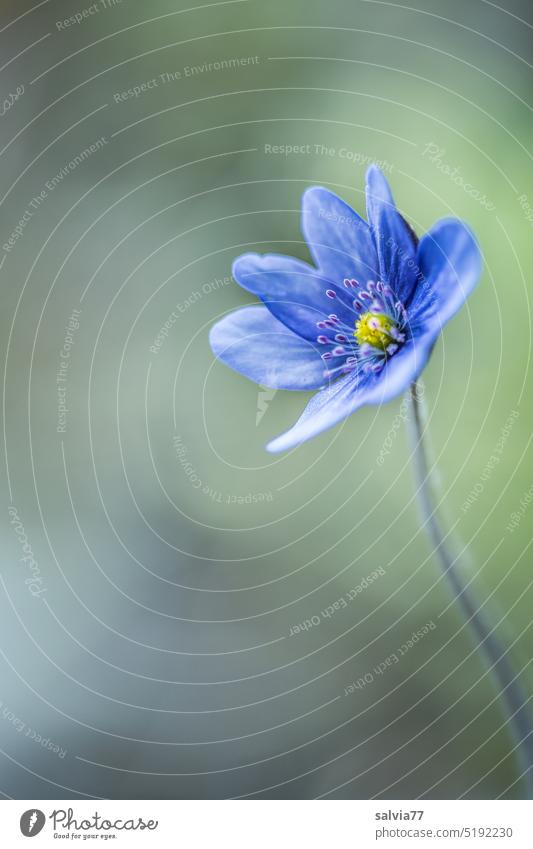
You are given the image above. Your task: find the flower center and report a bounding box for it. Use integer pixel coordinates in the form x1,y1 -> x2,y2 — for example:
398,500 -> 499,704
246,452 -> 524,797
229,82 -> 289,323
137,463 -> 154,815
354,311 -> 398,351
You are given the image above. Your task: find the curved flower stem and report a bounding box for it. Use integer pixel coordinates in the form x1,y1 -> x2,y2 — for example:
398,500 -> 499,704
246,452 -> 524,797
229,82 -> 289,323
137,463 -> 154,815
408,381 -> 533,799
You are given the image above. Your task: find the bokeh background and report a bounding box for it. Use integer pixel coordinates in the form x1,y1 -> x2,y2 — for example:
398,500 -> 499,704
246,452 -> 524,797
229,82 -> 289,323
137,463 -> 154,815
0,0 -> 532,799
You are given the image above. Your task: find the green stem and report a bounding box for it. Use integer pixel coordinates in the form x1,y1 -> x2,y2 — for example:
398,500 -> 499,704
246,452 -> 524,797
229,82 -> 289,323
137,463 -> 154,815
408,381 -> 533,798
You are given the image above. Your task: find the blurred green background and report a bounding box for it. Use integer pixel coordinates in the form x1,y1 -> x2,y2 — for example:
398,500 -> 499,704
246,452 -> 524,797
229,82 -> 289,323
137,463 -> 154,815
0,0 -> 532,799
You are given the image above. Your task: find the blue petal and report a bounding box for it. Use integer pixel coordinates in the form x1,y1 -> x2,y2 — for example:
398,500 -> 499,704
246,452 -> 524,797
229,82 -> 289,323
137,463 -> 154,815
232,252 -> 355,341
365,165 -> 418,302
359,331 -> 434,405
409,218 -> 482,329
266,331 -> 434,452
266,370 -> 366,452
301,186 -> 378,284
209,306 -> 327,390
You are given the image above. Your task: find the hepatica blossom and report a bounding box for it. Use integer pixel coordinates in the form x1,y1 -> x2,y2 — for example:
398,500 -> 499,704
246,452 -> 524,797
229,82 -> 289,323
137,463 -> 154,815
209,166 -> 533,794
210,166 -> 481,452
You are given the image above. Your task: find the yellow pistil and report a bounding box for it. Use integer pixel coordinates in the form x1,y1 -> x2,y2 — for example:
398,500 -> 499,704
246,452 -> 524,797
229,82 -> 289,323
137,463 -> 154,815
354,311 -> 397,351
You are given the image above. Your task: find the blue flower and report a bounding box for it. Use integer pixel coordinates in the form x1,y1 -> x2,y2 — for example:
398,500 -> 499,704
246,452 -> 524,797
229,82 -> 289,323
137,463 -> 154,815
210,166 -> 482,452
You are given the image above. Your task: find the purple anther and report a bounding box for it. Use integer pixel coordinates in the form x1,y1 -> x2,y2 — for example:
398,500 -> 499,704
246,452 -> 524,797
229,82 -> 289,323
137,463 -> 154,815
317,335 -> 329,344
395,301 -> 407,320
326,289 -> 336,299
390,327 -> 405,342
